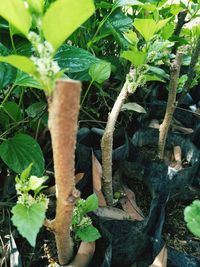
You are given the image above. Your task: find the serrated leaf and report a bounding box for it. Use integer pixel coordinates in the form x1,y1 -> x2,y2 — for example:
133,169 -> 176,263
0,134 -> 44,176
84,193 -> 98,213
29,176 -> 48,191
184,200 -> 200,237
55,44 -> 101,73
124,30 -> 138,45
133,18 -> 170,42
0,56 -> 37,76
89,62 -> 111,84
121,50 -> 147,66
122,103 -> 146,113
76,225 -> 101,242
14,71 -> 43,89
11,202 -> 46,246
42,0 -> 95,51
0,0 -> 32,36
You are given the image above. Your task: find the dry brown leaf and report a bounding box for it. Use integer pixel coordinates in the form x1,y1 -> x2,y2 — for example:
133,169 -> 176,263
94,206 -> 132,220
149,245 -> 167,267
120,186 -> 144,221
92,152 -> 107,207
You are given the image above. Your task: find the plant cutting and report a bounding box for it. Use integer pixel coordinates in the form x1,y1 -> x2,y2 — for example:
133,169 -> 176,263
0,0 -> 100,265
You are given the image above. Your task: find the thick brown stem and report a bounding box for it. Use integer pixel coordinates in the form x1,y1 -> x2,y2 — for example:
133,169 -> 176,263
48,80 -> 81,265
101,80 -> 129,205
158,52 -> 183,159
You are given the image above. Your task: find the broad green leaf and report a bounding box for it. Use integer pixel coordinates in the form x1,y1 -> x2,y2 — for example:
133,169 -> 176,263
133,18 -> 170,42
0,134 -> 45,176
0,0 -> 32,36
0,43 -> 17,89
84,194 -> 98,213
42,0 -> 95,51
114,0 -> 143,8
3,101 -> 22,122
20,163 -> 33,181
121,50 -> 147,66
55,44 -> 101,73
11,202 -> 46,246
184,200 -> 200,237
27,0 -> 44,13
26,102 -> 47,118
161,23 -> 175,40
122,103 -> 146,113
0,56 -> 37,76
76,225 -> 101,242
148,66 -> 169,80
29,176 -> 48,191
89,62 -> 111,84
102,10 -> 132,35
14,71 -> 43,89
0,63 -> 17,90
124,30 -> 138,45
144,74 -> 165,83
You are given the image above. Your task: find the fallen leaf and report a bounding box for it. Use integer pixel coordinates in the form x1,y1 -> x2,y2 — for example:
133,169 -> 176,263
149,245 -> 167,267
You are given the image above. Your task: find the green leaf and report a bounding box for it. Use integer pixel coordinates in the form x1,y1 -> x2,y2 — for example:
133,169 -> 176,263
14,71 -> 43,89
11,202 -> 46,246
133,18 -> 170,42
184,200 -> 200,237
121,50 -> 147,66
27,0 -> 44,13
0,56 -> 37,76
144,74 -> 165,83
124,30 -> 138,45
0,63 -> 17,89
89,62 -> 111,84
0,0 -> 32,36
0,43 -> 17,89
3,101 -> 22,122
122,103 -> 146,113
84,194 -> 98,213
114,0 -> 143,7
20,163 -> 33,181
76,225 -> 101,242
42,0 -> 95,51
161,23 -> 175,40
26,102 -> 47,118
55,44 -> 101,73
29,176 -> 48,191
0,134 -> 45,176
148,66 -> 169,80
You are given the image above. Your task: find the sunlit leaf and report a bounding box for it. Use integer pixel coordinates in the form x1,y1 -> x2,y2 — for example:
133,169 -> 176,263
0,0 -> 32,36
42,0 -> 95,51
89,62 -> 111,83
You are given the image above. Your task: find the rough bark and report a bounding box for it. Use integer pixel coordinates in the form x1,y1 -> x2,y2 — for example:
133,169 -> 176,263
101,80 -> 130,205
158,52 -> 183,160
48,80 -> 81,265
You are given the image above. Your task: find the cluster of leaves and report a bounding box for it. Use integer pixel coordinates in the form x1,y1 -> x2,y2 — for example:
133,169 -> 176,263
184,200 -> 200,238
72,193 -> 101,242
11,163 -> 49,247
